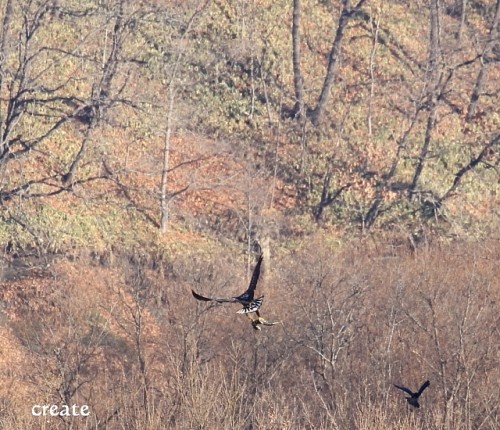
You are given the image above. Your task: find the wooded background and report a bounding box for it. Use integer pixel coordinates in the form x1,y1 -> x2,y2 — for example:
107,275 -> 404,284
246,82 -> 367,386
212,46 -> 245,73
0,0 -> 498,428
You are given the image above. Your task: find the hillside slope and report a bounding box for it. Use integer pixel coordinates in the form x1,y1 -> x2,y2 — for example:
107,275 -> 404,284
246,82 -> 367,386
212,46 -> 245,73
0,0 -> 497,255
0,0 -> 499,428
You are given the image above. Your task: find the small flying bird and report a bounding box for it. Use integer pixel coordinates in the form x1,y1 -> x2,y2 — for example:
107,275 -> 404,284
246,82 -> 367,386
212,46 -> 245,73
191,254 -> 265,315
394,380 -> 430,408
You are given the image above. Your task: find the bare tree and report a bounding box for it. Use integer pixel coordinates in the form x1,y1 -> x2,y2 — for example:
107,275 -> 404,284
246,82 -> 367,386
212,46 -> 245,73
0,0 -> 142,203
367,3 -> 383,137
465,0 -> 499,121
289,0 -> 368,126
437,133 -> 499,205
158,1 -> 211,233
409,0 -> 443,196
313,167 -> 352,223
110,261 -> 156,421
456,0 -> 467,41
291,0 -> 305,119
309,0 -> 367,126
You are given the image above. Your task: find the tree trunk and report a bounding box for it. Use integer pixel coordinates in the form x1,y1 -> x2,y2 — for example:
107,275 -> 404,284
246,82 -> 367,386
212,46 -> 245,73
0,0 -> 15,161
465,0 -> 499,121
309,0 -> 352,126
409,0 -> 441,195
160,87 -> 175,233
292,0 -> 305,118
456,0 -> 467,41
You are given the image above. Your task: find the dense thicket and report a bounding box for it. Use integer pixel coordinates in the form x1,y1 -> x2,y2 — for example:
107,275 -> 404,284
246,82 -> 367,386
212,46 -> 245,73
1,242 -> 499,429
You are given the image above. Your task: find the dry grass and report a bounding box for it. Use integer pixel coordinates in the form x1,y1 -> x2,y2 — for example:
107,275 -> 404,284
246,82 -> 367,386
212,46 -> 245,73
0,239 -> 498,429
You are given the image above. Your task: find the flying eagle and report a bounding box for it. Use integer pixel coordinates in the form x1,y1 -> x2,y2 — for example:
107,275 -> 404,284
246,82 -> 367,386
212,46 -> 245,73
394,380 -> 430,408
191,254 -> 265,312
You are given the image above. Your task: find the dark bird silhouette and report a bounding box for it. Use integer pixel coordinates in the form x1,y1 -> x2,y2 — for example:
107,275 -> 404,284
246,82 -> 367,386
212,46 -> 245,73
394,380 -> 430,408
191,254 -> 264,315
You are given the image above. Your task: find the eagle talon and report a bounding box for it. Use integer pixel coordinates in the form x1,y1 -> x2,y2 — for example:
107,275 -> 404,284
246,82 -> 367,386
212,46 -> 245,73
251,317 -> 279,330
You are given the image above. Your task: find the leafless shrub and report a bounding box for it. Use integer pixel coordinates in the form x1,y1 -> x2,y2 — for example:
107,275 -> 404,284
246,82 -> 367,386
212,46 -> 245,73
1,240 -> 498,429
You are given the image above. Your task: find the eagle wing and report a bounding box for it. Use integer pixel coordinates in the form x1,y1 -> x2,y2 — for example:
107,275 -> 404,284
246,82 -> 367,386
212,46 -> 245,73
394,384 -> 414,396
416,380 -> 430,397
191,289 -> 236,304
234,254 -> 263,303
